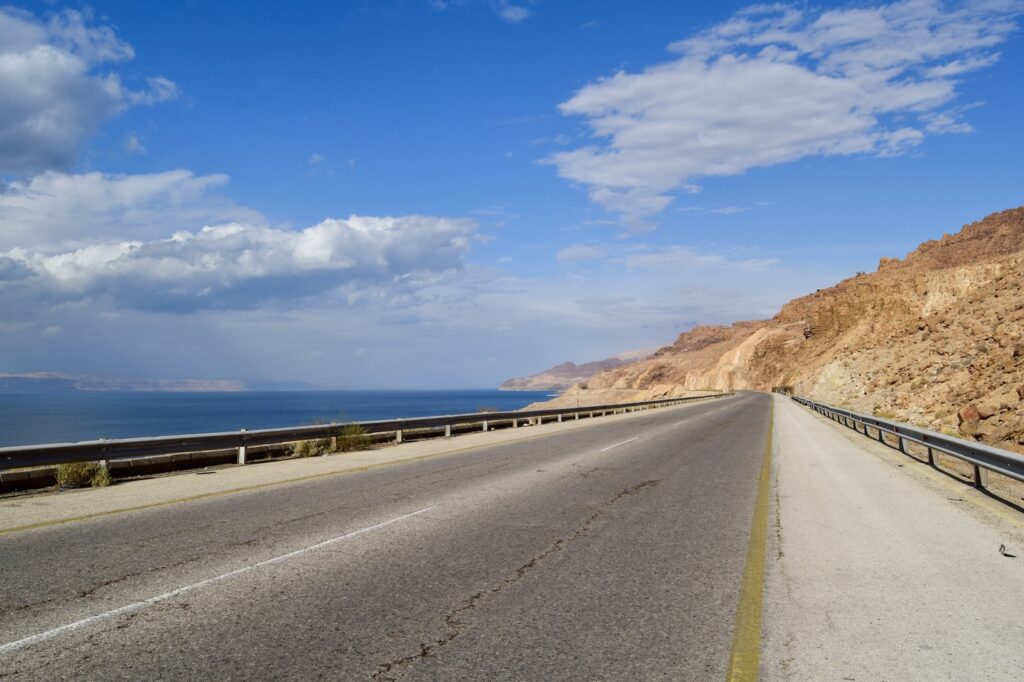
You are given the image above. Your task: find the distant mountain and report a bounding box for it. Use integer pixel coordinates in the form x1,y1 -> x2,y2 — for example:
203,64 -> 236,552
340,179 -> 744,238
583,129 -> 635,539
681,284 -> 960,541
499,349 -> 655,391
0,372 -> 248,393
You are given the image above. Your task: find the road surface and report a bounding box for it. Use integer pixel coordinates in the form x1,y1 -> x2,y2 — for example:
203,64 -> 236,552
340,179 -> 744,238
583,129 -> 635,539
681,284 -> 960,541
1,393 -> 769,680
2,391 -> 1023,680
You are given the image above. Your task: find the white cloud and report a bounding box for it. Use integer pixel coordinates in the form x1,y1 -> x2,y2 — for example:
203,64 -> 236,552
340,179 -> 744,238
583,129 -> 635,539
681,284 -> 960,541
123,133 -> 145,155
492,1 -> 531,23
555,240 -> 776,272
615,245 -> 779,272
0,7 -> 177,174
2,215 -> 478,312
429,0 -> 533,23
0,164 -> 821,387
556,244 -> 606,261
0,170 -> 259,251
308,152 -> 324,165
43,9 -> 134,63
550,0 -> 1019,231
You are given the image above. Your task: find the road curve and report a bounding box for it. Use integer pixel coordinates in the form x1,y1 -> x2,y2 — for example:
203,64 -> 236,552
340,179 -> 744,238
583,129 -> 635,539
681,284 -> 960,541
0,392 -> 770,680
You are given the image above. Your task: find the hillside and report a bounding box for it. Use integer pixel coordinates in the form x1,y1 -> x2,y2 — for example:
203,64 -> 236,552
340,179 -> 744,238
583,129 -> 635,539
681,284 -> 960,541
542,207 -> 1024,453
500,349 -> 654,391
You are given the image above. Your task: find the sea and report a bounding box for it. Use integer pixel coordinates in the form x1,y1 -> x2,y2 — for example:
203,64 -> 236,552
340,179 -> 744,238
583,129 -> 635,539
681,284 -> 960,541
0,390 -> 554,447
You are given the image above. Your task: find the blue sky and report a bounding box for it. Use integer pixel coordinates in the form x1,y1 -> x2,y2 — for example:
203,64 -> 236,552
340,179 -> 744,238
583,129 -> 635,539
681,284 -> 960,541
1,0 -> 1022,388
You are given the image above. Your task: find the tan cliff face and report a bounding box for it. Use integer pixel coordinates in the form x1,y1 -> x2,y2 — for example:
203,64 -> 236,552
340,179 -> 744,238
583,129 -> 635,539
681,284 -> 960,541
561,207 -> 1024,453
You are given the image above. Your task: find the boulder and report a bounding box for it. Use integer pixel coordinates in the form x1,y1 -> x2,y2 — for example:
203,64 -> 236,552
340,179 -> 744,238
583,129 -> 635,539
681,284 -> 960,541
976,401 -> 998,419
975,419 -> 1011,443
958,404 -> 981,424
959,419 -> 980,437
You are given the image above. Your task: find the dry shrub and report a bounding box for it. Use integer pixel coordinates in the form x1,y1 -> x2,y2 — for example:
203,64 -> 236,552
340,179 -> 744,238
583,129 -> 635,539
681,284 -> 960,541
336,425 -> 371,452
290,425 -> 371,457
56,461 -> 111,488
290,438 -> 331,457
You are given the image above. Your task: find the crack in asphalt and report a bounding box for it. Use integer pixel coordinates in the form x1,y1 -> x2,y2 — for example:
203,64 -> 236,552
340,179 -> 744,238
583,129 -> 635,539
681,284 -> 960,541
0,552 -> 207,617
1,509 -> 346,618
370,479 -> 662,681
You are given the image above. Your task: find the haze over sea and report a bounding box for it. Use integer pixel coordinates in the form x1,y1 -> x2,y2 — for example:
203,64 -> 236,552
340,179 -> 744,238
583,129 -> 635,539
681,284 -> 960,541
0,390 -> 552,447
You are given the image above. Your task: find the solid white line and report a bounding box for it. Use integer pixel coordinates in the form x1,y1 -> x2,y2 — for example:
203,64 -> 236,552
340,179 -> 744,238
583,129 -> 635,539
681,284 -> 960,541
0,507 -> 433,657
600,437 -> 639,452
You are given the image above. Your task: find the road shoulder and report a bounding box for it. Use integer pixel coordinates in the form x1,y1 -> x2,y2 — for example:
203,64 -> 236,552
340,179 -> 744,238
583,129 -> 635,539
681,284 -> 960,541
763,394 -> 1024,681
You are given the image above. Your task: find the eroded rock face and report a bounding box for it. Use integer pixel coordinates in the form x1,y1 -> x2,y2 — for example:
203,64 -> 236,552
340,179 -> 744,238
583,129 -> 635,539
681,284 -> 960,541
568,207 -> 1024,453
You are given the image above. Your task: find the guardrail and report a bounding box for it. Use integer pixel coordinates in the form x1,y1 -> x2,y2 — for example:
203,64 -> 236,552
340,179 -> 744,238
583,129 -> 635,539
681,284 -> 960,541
1,392 -> 734,472
792,395 -> 1024,492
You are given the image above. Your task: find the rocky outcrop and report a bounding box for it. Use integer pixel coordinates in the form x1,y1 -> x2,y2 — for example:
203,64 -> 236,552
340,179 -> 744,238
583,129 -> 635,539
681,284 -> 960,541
561,207 -> 1024,453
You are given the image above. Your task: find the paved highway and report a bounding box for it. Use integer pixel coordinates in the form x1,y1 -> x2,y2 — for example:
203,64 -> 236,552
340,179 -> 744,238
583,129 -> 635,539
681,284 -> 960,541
1,393 -> 769,680
5,391 -> 1024,681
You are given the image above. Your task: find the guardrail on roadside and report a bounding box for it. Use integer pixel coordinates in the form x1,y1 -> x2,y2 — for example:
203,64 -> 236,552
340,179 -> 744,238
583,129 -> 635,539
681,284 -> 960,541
791,395 -> 1024,492
0,392 -> 734,471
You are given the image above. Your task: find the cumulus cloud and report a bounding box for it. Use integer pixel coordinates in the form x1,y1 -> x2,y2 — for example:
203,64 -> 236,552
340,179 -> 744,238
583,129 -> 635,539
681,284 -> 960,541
2,215 -> 478,312
0,7 -> 177,174
550,0 -> 1019,231
0,170 -> 262,250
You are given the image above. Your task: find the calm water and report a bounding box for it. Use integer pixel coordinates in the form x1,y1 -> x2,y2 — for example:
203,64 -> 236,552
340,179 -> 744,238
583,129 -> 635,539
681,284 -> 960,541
0,390 -> 554,447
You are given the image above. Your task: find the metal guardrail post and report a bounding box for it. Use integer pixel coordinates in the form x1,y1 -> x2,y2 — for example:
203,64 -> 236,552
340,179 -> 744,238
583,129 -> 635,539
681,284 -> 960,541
237,429 -> 247,465
482,420 -> 488,432
444,424 -> 452,438
395,430 -> 403,443
975,465 -> 989,490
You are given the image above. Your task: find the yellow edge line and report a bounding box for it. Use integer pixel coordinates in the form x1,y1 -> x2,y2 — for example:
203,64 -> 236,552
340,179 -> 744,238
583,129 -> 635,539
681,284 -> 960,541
726,397 -> 773,681
0,416 -> 633,537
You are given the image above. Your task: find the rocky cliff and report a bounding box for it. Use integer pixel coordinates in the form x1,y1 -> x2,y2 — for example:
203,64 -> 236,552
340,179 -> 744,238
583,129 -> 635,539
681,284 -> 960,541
549,207 -> 1024,453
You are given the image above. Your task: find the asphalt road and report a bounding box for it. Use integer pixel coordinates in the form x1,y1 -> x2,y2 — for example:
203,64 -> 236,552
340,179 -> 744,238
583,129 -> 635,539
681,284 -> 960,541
0,392 -> 769,680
